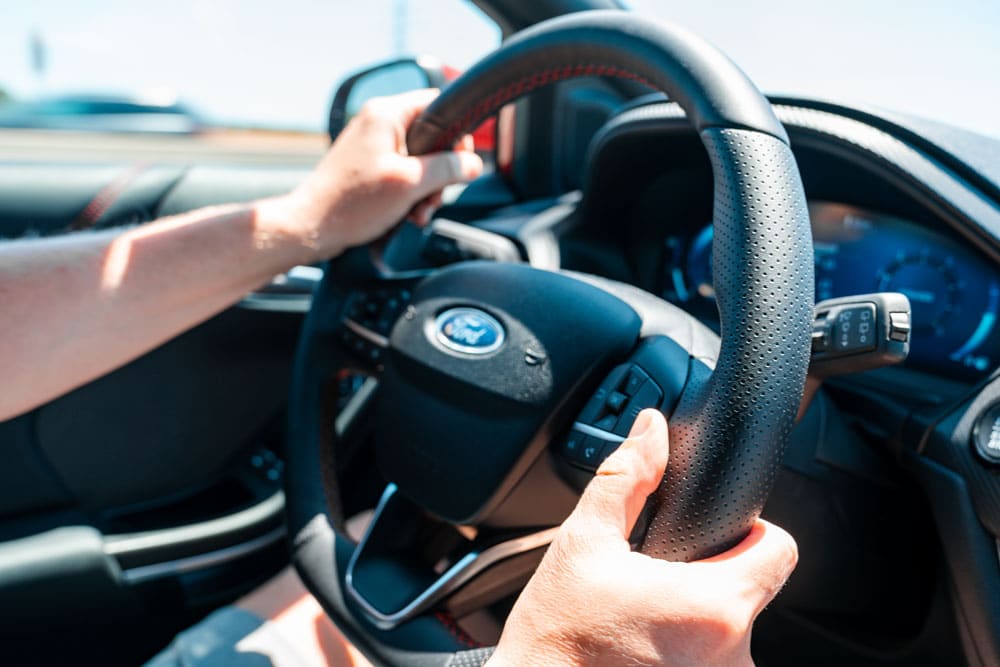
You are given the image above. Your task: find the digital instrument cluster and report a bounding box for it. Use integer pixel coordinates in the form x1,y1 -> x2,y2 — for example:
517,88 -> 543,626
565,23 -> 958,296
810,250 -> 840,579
674,202 -> 1000,381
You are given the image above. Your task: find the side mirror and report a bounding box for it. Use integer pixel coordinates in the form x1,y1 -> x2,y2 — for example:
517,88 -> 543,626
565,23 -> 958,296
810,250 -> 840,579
328,58 -> 448,141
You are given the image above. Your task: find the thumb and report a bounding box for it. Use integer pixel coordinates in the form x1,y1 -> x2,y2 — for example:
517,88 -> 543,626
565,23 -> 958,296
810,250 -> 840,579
564,409 -> 669,545
411,150 -> 484,200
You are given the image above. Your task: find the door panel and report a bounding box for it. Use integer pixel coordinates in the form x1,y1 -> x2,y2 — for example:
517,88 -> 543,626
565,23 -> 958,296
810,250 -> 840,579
0,159 -> 312,663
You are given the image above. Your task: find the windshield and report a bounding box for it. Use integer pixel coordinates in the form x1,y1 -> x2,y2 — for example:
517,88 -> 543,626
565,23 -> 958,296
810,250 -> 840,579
0,0 -> 499,134
629,0 -> 1000,140
1,1 -> 996,139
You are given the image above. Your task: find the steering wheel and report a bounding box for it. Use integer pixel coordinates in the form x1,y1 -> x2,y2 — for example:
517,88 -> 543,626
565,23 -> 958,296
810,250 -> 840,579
285,9 -> 813,666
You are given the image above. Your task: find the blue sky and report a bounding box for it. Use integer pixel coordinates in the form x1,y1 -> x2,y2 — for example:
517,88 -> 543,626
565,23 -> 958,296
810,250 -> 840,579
2,0 -> 998,138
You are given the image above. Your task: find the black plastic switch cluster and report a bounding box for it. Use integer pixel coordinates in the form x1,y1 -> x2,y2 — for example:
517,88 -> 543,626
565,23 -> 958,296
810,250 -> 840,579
813,303 -> 877,356
339,287 -> 412,364
562,363 -> 664,470
809,293 -> 911,378
563,430 -> 616,469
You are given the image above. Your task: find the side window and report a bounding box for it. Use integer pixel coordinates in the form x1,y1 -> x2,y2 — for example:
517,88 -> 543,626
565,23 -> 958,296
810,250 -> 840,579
0,1 -> 500,160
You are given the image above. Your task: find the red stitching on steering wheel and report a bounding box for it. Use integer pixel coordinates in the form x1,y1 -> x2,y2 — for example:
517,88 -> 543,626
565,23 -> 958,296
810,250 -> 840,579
432,64 -> 652,152
433,610 -> 485,648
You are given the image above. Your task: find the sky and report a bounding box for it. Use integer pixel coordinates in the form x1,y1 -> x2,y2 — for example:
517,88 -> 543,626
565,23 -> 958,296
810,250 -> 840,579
0,0 -> 501,130
1,0 -> 998,138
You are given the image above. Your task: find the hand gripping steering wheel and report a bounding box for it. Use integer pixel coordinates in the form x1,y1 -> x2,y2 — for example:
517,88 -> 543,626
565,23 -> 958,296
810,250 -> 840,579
285,10 -> 813,666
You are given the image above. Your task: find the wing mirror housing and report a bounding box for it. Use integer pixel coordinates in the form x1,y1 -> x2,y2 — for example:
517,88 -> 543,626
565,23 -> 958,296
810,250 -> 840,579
328,58 -> 447,141
328,57 -> 497,156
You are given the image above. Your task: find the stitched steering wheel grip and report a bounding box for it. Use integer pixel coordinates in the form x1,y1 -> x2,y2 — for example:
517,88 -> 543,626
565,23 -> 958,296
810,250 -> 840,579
406,10 -> 813,562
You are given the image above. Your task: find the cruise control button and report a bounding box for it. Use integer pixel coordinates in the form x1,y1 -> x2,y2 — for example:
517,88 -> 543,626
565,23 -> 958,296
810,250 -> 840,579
632,381 -> 663,411
606,391 -> 627,414
613,381 -> 664,436
578,387 -> 608,424
595,414 -> 618,432
623,367 -> 648,395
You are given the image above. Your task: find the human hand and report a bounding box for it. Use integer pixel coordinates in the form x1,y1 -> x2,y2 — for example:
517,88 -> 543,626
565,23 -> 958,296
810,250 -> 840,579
488,409 -> 798,667
268,89 -> 483,260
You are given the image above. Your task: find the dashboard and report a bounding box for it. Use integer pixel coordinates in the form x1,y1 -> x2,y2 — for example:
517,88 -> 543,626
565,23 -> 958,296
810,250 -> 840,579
670,202 -> 1000,382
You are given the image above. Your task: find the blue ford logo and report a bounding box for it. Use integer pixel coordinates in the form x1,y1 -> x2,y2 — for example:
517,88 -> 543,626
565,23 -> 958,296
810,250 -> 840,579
433,307 -> 505,355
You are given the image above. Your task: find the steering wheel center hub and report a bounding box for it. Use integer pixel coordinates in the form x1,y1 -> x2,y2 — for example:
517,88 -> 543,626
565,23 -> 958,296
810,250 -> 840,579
375,262 -> 642,524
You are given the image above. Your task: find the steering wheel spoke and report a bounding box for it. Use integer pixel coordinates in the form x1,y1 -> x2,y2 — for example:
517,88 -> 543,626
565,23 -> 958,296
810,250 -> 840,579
346,483 -> 556,631
338,281 -> 418,371
557,334 -> 693,481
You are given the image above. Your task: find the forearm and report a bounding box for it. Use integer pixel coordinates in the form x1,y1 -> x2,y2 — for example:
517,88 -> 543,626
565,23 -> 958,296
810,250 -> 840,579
0,196 -> 315,420
0,90 -> 482,422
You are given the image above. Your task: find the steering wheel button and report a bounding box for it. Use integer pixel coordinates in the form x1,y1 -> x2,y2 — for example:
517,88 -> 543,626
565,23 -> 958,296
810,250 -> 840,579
633,380 -> 663,409
578,437 -> 605,468
613,407 -> 641,436
623,367 -> 649,395
579,387 -> 608,423
606,391 -> 628,414
564,431 -> 586,459
595,414 -> 618,432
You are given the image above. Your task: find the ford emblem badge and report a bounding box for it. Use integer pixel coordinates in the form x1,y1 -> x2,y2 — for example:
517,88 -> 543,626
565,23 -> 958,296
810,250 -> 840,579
433,307 -> 505,355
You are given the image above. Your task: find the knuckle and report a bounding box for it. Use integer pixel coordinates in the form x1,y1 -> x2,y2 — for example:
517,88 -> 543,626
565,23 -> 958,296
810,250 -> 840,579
377,160 -> 417,189
784,533 -> 801,568
596,441 -> 641,478
555,518 -> 599,554
594,452 -> 629,478
697,604 -> 753,651
769,528 -> 800,584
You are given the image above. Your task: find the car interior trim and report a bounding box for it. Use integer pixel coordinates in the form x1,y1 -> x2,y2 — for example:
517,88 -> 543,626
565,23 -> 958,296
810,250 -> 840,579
572,420 -> 626,443
237,292 -> 313,313
238,265 -> 324,313
118,525 -> 286,585
344,484 -> 559,631
103,490 -> 285,568
335,377 -> 380,439
586,101 -> 1000,263
343,319 -> 390,349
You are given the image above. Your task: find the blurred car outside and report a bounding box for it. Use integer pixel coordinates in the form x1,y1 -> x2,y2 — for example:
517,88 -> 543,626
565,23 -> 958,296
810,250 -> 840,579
0,92 -> 204,135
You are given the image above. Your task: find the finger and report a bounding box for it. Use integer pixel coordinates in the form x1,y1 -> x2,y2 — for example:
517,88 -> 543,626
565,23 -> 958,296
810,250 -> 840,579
378,88 -> 441,130
424,191 -> 444,210
411,151 -> 484,200
698,519 -> 799,613
459,133 -> 475,153
565,409 -> 669,544
409,192 -> 444,227
409,200 -> 432,227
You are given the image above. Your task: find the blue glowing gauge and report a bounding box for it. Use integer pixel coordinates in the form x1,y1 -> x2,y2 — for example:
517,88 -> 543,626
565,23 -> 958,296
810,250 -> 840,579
875,251 -> 960,336
949,281 -> 1000,374
682,202 -> 1000,380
